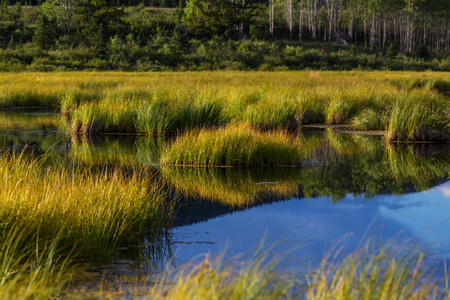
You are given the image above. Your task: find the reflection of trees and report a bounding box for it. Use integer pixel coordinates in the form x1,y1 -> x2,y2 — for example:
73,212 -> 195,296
70,135 -> 166,165
386,143 -> 450,191
0,110 -> 60,131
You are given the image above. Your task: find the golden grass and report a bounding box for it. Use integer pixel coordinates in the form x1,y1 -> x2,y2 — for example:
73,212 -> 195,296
0,152 -> 171,259
161,124 -> 303,166
143,241 -> 444,300
0,71 -> 448,140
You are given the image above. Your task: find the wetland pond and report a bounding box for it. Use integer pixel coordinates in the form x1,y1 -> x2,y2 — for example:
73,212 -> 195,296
2,108 -> 450,286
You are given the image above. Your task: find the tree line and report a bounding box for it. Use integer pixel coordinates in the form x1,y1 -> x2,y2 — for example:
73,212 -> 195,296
184,0 -> 449,53
0,0 -> 448,71
2,0 -> 449,53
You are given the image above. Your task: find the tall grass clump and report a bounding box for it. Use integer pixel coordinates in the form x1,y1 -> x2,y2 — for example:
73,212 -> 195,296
136,98 -> 224,135
386,91 -> 450,141
351,108 -> 386,130
228,89 -> 299,130
306,245 -> 439,299
148,248 -> 295,300
145,242 -> 444,300
162,124 -> 303,166
59,89 -> 103,117
0,152 -> 171,260
71,101 -> 138,134
325,94 -> 369,125
0,227 -> 73,299
295,93 -> 327,124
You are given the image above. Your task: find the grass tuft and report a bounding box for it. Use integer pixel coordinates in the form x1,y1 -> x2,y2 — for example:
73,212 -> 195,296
386,92 -> 450,141
161,124 -> 303,166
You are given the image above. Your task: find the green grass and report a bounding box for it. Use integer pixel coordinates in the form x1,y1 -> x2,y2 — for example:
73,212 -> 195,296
71,100 -> 138,134
142,241 -> 444,300
306,245 -> 439,299
386,91 -> 450,141
0,151 -> 176,297
0,152 -> 172,260
351,108 -> 386,130
135,96 -> 224,135
161,124 -> 303,166
0,227 -> 73,299
1,72 -> 448,140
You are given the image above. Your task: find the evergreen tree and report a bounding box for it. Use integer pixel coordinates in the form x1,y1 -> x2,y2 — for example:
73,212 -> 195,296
168,25 -> 189,54
34,14 -> 58,50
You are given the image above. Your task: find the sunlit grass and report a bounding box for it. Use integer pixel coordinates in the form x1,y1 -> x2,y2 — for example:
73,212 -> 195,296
0,152 -> 171,260
0,71 -> 448,140
386,91 -> 449,141
144,241 -> 444,300
162,124 -> 303,166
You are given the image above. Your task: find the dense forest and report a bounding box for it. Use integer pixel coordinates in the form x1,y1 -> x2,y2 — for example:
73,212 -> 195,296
0,0 -> 448,71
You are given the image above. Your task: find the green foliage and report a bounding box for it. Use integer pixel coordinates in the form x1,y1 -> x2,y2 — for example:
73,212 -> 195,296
34,13 -> 58,50
184,0 -> 254,37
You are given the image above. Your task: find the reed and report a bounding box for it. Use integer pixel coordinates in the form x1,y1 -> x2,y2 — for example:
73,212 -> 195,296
386,91 -> 450,141
146,242 -> 444,300
71,100 -> 138,134
0,227 -> 73,299
147,247 -> 295,300
0,71 -> 448,139
306,244 -> 440,299
0,152 -> 171,260
161,124 -> 303,166
135,97 -> 224,135
351,108 -> 386,130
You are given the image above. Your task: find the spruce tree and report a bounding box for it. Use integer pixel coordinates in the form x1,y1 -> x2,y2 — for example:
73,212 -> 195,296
34,14 -> 57,50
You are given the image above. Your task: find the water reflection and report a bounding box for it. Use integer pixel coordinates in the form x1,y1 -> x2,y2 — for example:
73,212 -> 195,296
0,109 -> 449,278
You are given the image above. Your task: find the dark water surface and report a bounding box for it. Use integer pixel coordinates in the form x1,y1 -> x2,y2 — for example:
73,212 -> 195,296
2,109 -> 450,279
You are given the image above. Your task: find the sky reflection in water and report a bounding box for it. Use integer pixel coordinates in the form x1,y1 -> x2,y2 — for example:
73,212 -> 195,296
173,180 -> 450,269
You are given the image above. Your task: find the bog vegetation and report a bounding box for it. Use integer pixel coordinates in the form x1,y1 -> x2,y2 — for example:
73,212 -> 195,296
0,71 -> 448,146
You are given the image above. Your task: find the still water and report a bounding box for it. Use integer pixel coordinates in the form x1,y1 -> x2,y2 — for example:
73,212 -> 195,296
2,109 -> 450,277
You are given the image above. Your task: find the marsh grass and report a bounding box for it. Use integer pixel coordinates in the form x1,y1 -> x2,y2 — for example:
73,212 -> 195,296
144,241 -> 444,300
386,92 -> 450,141
147,247 -> 296,300
0,150 -> 179,297
135,98 -> 224,135
351,108 -> 386,130
0,152 -> 171,260
306,244 -> 440,299
295,93 -> 327,124
71,101 -> 138,134
1,72 -> 448,140
162,124 -> 303,166
0,227 -> 74,299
